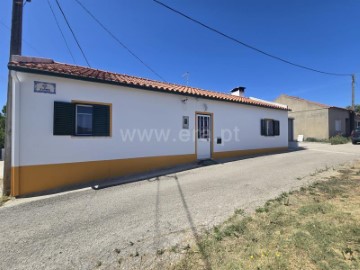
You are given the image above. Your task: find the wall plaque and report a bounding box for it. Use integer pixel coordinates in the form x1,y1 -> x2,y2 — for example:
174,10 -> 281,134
34,81 -> 56,94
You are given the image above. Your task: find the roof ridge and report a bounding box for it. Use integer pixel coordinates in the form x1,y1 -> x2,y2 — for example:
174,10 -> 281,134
51,60 -> 220,94
8,56 -> 289,111
12,58 -> 257,102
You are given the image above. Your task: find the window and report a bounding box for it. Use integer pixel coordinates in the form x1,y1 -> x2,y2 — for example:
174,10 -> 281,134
76,105 -> 93,135
335,120 -> 341,132
357,122 -> 360,128
261,119 -> 280,136
198,115 -> 210,139
54,101 -> 111,136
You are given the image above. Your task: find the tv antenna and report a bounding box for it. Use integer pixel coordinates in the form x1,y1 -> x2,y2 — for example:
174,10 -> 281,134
182,71 -> 190,86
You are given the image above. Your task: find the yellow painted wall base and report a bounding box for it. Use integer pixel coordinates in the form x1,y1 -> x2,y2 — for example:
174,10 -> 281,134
11,154 -> 197,197
11,146 -> 288,197
212,146 -> 288,160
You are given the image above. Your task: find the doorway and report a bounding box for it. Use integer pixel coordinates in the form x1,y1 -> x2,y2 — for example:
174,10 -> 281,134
196,114 -> 212,159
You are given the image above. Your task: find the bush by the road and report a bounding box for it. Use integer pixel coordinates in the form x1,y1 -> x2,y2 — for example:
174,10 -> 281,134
329,135 -> 349,145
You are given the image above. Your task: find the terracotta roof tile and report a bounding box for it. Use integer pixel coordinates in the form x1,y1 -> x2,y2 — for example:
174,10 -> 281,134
8,57 -> 289,111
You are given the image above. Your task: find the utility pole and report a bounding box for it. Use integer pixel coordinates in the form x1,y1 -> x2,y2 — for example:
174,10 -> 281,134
3,0 -> 24,196
352,74 -> 356,111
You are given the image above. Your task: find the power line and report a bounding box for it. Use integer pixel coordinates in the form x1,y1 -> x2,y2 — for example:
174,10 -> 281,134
74,0 -> 166,82
54,0 -> 91,67
153,0 -> 353,77
0,20 -> 41,55
47,0 -> 76,64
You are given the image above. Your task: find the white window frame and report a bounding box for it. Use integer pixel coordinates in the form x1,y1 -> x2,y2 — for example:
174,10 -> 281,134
76,104 -> 93,136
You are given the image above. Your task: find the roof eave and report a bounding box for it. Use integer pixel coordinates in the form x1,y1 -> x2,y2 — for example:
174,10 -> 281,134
8,64 -> 289,111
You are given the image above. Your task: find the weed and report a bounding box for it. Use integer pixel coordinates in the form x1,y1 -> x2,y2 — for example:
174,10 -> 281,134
130,250 -> 139,257
183,244 -> 190,251
298,202 -> 333,215
156,249 -> 165,256
170,244 -> 179,253
284,197 -> 290,206
171,162 -> 360,270
255,207 -> 267,213
234,208 -> 245,216
329,135 -> 349,145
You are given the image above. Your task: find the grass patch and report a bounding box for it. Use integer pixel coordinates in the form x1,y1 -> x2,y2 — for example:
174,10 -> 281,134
171,163 -> 360,270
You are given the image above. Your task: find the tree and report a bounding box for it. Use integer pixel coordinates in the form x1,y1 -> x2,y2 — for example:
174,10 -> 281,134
346,104 -> 360,113
0,105 -> 6,149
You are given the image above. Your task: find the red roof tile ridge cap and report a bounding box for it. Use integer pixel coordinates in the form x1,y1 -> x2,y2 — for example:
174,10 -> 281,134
49,61 -> 213,91
52,61 -> 227,96
9,58 -> 287,110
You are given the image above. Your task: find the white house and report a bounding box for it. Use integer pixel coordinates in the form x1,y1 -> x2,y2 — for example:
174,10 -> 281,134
8,56 -> 289,196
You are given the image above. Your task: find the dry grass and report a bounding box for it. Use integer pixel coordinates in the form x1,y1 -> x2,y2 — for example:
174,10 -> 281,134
170,164 -> 360,270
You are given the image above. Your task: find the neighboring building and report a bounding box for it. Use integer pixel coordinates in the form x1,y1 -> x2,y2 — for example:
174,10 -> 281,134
356,113 -> 360,128
275,94 -> 354,140
8,56 -> 289,196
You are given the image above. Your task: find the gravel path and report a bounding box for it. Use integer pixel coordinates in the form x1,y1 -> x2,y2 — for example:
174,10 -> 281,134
1,142 -> 359,269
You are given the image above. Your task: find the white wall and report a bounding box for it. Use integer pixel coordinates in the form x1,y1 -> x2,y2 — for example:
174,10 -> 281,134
13,72 -> 288,166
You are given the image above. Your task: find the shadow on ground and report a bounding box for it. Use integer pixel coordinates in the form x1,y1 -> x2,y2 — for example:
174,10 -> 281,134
17,147 -> 306,198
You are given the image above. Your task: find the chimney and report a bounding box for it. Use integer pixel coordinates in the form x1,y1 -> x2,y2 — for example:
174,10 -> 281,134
231,86 -> 246,97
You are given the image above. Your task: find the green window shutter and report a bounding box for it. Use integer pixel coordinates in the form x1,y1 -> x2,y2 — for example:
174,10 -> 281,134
261,119 -> 266,136
53,101 -> 75,135
93,105 -> 110,136
273,120 -> 280,136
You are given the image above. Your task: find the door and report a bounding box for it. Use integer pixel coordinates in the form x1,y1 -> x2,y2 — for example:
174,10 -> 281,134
288,118 -> 294,141
197,114 -> 211,159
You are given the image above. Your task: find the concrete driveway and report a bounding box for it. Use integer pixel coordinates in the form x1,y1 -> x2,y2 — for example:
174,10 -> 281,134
1,142 -> 360,269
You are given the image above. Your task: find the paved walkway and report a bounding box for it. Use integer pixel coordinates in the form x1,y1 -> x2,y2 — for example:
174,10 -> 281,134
0,143 -> 359,269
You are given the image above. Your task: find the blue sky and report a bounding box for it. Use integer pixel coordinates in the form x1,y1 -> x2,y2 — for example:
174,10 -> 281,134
1,0 -> 359,108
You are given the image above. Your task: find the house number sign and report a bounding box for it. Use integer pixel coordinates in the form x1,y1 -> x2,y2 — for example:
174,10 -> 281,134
34,81 -> 56,94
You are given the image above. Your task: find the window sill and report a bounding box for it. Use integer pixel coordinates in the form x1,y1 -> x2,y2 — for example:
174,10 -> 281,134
70,135 -> 112,138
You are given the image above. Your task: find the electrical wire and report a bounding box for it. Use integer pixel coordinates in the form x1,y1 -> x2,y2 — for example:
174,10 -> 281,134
74,0 -> 166,82
153,0 -> 353,77
47,0 -> 76,64
0,20 -> 41,55
54,0 -> 91,67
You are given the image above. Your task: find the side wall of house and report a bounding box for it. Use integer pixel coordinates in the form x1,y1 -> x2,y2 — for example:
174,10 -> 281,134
275,95 -> 329,140
328,108 -> 350,137
11,72 -> 288,196
356,115 -> 360,128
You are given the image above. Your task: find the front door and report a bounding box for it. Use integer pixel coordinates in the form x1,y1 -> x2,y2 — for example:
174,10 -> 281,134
196,114 -> 211,159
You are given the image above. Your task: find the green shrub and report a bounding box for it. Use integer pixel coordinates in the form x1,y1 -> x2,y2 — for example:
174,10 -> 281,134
329,135 -> 349,145
305,137 -> 329,143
